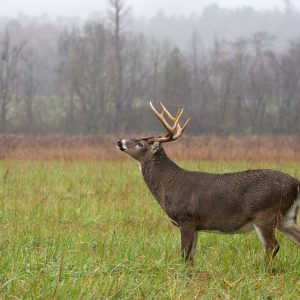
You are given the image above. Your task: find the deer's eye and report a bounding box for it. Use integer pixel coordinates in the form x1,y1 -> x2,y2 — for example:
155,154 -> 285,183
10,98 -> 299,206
137,142 -> 144,147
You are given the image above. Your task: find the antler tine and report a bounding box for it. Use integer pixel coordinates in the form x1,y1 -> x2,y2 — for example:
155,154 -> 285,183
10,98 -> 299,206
181,117 -> 190,132
175,107 -> 182,119
173,107 -> 183,128
172,117 -> 190,140
150,102 -> 190,143
160,102 -> 186,128
150,102 -> 173,136
159,102 -> 184,124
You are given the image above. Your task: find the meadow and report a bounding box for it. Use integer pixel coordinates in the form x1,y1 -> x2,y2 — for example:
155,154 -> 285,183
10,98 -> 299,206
0,158 -> 300,299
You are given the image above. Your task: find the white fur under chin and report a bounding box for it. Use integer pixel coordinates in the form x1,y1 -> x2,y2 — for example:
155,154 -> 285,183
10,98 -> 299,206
137,161 -> 142,171
127,153 -> 142,172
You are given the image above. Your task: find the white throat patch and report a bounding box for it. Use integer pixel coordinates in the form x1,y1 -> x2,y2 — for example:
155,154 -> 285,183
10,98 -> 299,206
137,162 -> 142,171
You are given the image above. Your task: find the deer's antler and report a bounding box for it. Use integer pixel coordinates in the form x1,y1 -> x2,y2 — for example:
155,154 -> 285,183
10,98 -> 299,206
149,102 -> 190,143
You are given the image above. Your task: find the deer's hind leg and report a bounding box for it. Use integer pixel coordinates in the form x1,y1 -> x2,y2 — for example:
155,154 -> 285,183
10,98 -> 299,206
279,223 -> 300,245
253,221 -> 280,260
278,203 -> 300,245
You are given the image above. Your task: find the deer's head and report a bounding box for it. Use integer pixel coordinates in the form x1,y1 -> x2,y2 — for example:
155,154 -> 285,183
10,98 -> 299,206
117,102 -> 190,164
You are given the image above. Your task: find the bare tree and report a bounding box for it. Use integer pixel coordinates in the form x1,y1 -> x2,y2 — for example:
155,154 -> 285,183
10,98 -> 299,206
277,40 -> 300,133
0,26 -> 26,132
19,48 -> 41,132
163,48 -> 191,106
58,26 -> 83,133
107,0 -> 131,131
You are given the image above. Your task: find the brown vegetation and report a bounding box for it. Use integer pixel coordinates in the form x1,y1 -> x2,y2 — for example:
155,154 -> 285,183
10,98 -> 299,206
1,134 -> 300,162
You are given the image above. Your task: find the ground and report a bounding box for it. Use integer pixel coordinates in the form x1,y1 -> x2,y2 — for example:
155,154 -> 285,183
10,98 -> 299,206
0,160 -> 299,299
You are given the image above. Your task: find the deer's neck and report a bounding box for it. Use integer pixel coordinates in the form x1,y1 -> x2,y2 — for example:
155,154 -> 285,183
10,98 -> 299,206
141,148 -> 182,208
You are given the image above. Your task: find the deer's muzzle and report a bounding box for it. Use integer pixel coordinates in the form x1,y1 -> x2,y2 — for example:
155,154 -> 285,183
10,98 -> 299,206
117,139 -> 126,151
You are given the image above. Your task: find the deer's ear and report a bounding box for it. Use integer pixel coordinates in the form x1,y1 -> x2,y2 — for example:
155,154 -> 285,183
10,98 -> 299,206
151,142 -> 160,154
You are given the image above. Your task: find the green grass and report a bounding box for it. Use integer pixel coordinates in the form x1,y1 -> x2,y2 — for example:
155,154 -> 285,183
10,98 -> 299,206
0,160 -> 300,299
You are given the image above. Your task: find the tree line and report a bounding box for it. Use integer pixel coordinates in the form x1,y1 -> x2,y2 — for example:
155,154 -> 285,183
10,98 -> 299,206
1,0 -> 300,135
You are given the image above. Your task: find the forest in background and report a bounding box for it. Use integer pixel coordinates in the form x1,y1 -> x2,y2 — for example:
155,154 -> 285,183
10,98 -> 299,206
1,0 -> 300,135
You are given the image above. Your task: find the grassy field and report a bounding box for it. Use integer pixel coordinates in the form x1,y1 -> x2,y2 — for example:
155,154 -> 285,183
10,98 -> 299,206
0,160 -> 300,299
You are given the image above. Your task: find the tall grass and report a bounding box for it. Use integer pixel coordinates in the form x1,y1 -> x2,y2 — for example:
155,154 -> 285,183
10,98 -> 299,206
0,160 -> 299,298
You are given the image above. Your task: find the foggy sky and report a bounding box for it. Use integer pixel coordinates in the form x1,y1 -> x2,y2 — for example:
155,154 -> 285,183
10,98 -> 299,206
0,0 -> 296,19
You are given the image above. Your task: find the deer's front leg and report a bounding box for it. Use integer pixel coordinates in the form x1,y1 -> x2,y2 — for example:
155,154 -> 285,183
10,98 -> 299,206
180,223 -> 197,262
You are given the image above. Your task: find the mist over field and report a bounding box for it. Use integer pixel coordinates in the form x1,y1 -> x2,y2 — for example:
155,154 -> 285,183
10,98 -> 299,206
0,0 -> 299,134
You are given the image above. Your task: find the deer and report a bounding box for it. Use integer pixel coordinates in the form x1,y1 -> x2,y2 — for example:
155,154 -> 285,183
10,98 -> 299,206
117,102 -> 300,263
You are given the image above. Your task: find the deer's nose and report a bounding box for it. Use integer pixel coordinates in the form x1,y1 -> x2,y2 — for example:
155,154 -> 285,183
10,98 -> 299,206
117,139 -> 126,151
117,140 -> 122,147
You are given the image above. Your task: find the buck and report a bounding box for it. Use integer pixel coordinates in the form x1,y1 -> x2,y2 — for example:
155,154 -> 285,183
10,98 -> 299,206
117,102 -> 300,262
